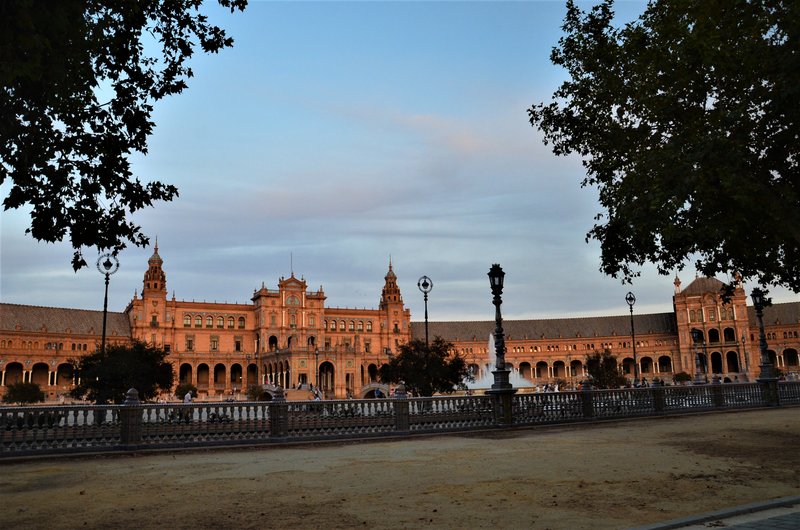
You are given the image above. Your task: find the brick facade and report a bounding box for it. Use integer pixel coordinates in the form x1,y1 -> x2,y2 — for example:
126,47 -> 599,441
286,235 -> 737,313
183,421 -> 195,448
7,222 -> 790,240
2,246 -> 799,401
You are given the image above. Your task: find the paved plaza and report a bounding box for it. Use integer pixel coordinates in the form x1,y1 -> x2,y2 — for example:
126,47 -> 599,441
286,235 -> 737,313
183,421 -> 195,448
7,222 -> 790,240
2,407 -> 799,529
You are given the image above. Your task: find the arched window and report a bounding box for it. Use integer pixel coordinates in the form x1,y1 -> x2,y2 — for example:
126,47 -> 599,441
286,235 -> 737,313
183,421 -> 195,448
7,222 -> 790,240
358,321 -> 364,331
349,321 -> 355,331
184,315 -> 191,327
339,320 -> 346,331
217,316 -> 224,328
206,316 -> 213,328
228,317 -> 235,328
690,310 -> 696,322
330,320 -> 336,331
238,317 -> 246,329
366,321 -> 373,332
195,316 -> 202,327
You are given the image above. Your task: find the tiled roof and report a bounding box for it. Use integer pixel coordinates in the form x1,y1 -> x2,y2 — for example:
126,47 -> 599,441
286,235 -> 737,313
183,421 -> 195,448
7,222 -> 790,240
749,302 -> 800,326
411,312 -> 678,342
0,303 -> 131,337
681,276 -> 726,296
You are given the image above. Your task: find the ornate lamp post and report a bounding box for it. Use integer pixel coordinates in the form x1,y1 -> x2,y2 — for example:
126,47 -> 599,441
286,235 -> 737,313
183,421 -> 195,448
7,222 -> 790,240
750,288 -> 776,381
625,292 -> 639,386
691,328 -> 706,384
487,264 -> 512,391
417,276 -> 433,347
96,253 -> 120,356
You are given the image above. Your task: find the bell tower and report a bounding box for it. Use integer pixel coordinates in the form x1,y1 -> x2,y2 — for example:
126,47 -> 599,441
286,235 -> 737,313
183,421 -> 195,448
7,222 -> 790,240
379,259 -> 403,310
143,241 -> 167,296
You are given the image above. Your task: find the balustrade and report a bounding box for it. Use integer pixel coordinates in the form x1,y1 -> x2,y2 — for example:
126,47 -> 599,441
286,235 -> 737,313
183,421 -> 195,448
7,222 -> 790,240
1,381 -> 798,458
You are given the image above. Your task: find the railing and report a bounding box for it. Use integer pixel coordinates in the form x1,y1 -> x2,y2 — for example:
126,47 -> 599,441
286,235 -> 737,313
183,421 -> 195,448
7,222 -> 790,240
1,381 -> 798,458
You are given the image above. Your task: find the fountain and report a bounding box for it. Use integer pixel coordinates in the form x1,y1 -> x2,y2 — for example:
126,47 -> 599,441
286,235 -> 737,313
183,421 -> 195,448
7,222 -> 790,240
465,334 -> 533,390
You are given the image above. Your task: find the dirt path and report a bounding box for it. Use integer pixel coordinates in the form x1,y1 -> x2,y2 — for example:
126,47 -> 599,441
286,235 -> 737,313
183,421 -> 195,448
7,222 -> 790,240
2,408 -> 799,529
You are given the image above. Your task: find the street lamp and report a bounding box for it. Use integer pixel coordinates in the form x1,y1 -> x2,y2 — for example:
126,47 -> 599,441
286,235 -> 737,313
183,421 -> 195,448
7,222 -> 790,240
487,264 -> 511,391
417,276 -> 433,347
625,292 -> 639,386
750,288 -> 776,380
96,253 -> 120,356
691,328 -> 706,384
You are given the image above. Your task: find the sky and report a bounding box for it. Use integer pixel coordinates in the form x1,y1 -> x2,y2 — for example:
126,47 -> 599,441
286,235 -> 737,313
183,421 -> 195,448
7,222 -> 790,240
2,0 -> 797,322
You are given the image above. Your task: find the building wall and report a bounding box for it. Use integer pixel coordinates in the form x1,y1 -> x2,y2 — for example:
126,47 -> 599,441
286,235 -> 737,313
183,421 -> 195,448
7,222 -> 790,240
2,249 -> 800,401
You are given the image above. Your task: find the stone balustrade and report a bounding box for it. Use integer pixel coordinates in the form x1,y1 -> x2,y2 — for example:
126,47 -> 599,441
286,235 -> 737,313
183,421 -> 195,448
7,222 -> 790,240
1,381 -> 798,458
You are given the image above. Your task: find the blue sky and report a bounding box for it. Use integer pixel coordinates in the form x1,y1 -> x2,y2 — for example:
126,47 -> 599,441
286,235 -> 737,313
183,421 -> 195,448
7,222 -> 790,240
2,1 -> 795,321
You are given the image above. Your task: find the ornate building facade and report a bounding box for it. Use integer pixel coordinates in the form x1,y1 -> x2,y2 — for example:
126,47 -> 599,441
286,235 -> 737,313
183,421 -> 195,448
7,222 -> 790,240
1,246 -> 799,401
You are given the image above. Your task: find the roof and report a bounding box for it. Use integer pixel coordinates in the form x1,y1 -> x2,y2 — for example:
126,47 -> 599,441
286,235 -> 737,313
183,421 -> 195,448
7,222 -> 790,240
0,303 -> 131,337
411,312 -> 678,342
749,302 -> 800,326
681,276 -> 726,296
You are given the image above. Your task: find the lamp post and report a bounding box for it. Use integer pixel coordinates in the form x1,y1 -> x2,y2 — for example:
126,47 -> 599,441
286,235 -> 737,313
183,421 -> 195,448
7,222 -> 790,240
691,328 -> 706,384
625,292 -> 639,387
417,276 -> 433,347
487,264 -> 511,391
96,253 -> 120,356
750,288 -> 776,381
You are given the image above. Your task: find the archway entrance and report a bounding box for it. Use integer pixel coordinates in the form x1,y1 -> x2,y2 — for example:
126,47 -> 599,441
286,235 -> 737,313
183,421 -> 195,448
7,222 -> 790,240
319,361 -> 335,397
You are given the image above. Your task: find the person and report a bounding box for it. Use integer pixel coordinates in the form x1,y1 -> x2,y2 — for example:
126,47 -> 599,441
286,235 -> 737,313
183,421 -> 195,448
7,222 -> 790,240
183,391 -> 193,403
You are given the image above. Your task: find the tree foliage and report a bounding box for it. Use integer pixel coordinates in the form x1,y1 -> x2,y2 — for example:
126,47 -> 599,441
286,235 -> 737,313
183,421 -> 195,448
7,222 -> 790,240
672,371 -> 692,383
174,383 -> 198,401
0,0 -> 246,270
378,337 -> 471,397
529,0 -> 800,291
2,381 -> 45,404
69,340 -> 174,404
586,349 -> 626,389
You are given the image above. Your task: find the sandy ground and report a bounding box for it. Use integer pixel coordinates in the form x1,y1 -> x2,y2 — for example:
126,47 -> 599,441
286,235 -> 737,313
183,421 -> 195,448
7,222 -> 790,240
1,408 -> 799,530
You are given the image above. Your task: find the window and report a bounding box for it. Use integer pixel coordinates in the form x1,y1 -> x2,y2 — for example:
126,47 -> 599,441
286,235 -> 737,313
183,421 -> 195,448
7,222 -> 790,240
164,344 -> 171,353
339,320 -> 346,331
330,320 -> 336,331
271,314 -> 277,326
366,321 -> 373,332
228,317 -> 235,329
349,321 -> 355,331
206,316 -> 213,328
186,336 -> 194,351
238,317 -> 245,329
210,336 -> 219,351
365,340 -> 371,353
287,296 -> 299,306
235,338 -> 242,352
184,315 -> 191,327
309,315 -> 315,327
290,314 -> 296,327
195,316 -> 202,327
217,317 -> 224,328
358,321 -> 363,331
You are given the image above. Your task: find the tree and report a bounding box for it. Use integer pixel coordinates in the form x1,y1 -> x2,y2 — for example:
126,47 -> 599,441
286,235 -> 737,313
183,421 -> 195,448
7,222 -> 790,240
2,381 -> 45,404
585,349 -> 626,389
174,383 -> 198,401
1,0 -> 247,270
378,337 -> 471,397
672,371 -> 692,384
69,340 -> 174,404
529,0 -> 800,292
246,385 -> 268,401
